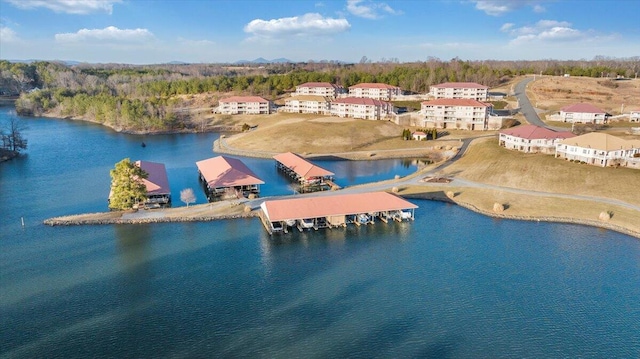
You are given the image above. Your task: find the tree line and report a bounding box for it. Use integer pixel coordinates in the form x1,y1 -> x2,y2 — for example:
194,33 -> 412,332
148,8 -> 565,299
3,57 -> 638,132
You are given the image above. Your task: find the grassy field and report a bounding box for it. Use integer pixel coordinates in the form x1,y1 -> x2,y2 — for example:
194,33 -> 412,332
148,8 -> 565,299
396,185 -> 640,235
527,76 -> 640,115
441,137 -> 640,205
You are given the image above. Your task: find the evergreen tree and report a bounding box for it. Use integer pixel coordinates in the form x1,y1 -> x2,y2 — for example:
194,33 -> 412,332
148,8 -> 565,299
109,158 -> 148,210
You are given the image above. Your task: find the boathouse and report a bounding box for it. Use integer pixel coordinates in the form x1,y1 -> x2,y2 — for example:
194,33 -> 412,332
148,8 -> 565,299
196,156 -> 264,200
135,160 -> 171,207
260,191 -> 418,234
274,152 -> 335,191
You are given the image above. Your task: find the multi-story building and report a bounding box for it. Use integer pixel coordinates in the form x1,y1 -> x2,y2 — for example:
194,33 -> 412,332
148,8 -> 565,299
218,96 -> 272,115
559,103 -> 609,124
330,97 -> 394,120
421,99 -> 491,130
348,83 -> 402,101
499,124 -> 575,154
283,95 -> 331,115
555,132 -> 640,168
429,82 -> 489,101
294,82 -> 345,98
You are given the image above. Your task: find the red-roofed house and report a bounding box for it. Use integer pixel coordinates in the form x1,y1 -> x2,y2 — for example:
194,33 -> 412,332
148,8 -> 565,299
559,103 -> 609,124
294,82 -> 346,98
196,156 -> 264,200
499,125 -> 575,154
330,97 -> 394,120
429,82 -> 489,101
421,99 -> 492,130
348,83 -> 402,101
630,109 -> 640,123
218,96 -> 273,115
135,160 -> 171,206
412,131 -> 427,141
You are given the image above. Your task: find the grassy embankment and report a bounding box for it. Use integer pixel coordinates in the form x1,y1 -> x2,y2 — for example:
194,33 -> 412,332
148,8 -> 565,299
397,137 -> 640,236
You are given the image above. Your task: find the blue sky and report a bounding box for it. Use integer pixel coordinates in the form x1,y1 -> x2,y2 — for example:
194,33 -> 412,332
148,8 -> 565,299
1,0 -> 638,64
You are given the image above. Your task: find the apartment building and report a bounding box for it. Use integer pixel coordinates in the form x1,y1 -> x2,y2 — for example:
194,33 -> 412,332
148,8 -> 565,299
559,103 -> 609,124
294,82 -> 346,98
429,82 -> 489,101
283,95 -> 331,115
421,99 -> 491,130
218,96 -> 272,115
330,97 -> 394,120
348,83 -> 402,101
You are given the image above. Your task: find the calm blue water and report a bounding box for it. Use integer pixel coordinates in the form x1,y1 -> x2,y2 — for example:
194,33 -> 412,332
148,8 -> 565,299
1,107 -> 639,358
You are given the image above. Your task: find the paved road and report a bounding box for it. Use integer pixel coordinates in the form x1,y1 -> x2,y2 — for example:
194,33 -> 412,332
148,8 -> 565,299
514,77 -> 547,128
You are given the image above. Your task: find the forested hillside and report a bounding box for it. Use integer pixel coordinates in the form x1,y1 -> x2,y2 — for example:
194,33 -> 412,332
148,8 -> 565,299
2,57 -> 638,133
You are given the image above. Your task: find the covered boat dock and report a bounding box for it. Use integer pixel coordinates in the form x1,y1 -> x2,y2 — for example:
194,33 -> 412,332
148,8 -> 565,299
135,160 -> 172,207
259,191 -> 418,234
274,152 -> 336,192
196,156 -> 264,201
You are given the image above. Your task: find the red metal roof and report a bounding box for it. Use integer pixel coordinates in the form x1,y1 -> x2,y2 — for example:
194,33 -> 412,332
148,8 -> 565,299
261,192 -> 418,222
349,83 -> 399,89
219,96 -> 269,103
421,98 -> 490,107
431,82 -> 488,89
560,103 -> 606,114
500,124 -> 575,140
135,160 -> 170,195
332,97 -> 391,106
273,152 -> 334,178
195,156 -> 264,188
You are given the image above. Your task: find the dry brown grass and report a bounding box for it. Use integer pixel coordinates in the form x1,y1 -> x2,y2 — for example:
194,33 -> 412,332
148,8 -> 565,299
223,113 -> 462,155
441,137 -> 640,205
528,76 -> 640,115
398,185 -> 640,235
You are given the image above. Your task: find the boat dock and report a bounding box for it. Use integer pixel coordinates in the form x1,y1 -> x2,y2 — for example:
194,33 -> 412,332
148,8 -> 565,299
259,191 -> 418,235
274,152 -> 336,192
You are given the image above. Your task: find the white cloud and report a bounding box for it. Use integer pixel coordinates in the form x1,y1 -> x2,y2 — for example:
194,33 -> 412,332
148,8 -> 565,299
472,1 -> 545,16
55,26 -> 154,43
346,0 -> 401,19
244,13 -> 350,38
1,26 -> 19,42
5,0 -> 122,15
504,20 -> 584,45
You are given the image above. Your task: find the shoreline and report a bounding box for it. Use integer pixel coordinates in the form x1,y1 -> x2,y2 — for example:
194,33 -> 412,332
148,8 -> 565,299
43,192 -> 640,239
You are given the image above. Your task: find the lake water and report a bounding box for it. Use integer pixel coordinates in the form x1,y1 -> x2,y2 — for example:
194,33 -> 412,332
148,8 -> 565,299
1,107 -> 639,358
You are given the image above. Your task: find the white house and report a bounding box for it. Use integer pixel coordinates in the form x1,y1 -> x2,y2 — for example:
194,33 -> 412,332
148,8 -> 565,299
499,124 -> 575,154
294,82 -> 345,98
429,82 -> 489,101
330,97 -> 394,120
630,109 -> 640,122
283,95 -> 331,115
421,99 -> 492,130
555,132 -> 640,168
348,83 -> 402,101
412,131 -> 427,141
218,96 -> 272,115
559,103 -> 609,124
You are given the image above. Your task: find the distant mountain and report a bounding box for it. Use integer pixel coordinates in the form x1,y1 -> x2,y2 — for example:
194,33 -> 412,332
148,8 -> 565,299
234,57 -> 293,64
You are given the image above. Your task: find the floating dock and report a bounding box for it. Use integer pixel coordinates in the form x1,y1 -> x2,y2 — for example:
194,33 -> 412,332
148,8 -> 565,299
274,152 -> 336,192
260,191 -> 417,234
196,156 -> 264,201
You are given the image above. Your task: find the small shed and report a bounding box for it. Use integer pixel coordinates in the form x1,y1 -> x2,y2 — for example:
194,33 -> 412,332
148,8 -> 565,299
412,131 -> 427,141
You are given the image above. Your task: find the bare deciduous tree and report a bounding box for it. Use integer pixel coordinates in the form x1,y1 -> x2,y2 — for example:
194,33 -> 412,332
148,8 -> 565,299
180,188 -> 196,207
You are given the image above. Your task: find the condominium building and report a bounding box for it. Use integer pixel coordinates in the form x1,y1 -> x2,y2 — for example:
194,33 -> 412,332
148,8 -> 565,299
218,96 -> 272,115
429,82 -> 489,101
555,132 -> 640,168
330,97 -> 394,120
421,99 -> 491,130
348,83 -> 402,101
499,124 -> 575,154
283,95 -> 331,115
559,103 -> 609,124
294,82 -> 345,98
